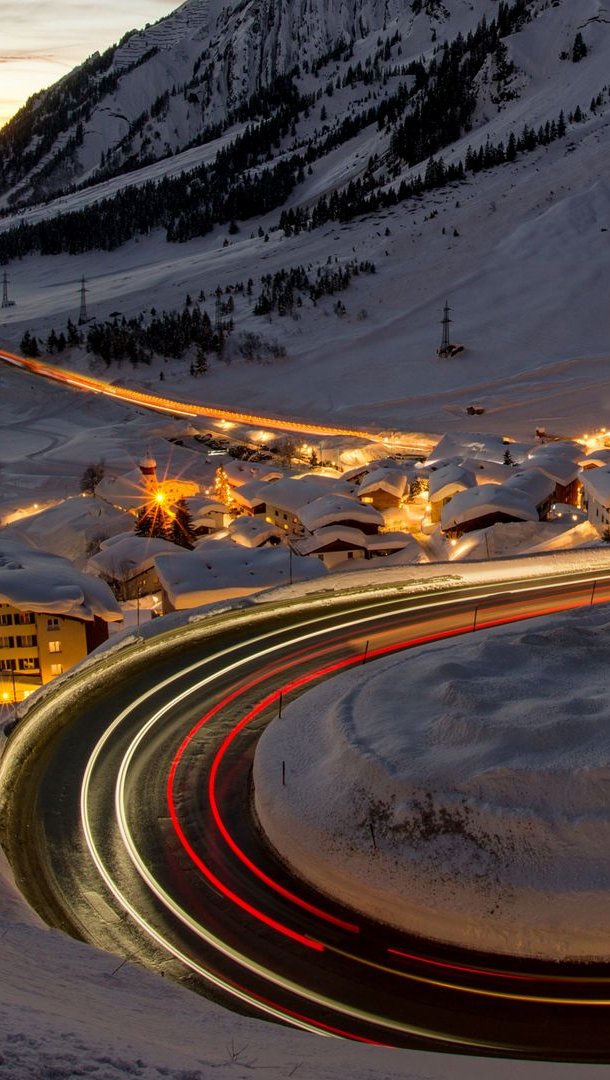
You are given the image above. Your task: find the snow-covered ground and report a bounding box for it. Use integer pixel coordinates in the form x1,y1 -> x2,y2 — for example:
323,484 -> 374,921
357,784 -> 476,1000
254,602 -> 610,961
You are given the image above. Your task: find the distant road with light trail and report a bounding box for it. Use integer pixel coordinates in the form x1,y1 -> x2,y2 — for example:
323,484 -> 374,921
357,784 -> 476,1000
3,568 -> 610,1060
0,346 -> 435,453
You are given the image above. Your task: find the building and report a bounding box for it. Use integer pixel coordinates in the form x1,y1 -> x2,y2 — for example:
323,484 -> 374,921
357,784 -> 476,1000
0,541 -> 122,701
441,484 -> 539,537
581,466 -> 610,533
358,468 -> 408,510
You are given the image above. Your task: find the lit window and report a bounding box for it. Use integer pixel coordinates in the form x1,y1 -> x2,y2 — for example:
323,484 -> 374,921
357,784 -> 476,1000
50,663 -> 64,676
48,641 -> 62,654
18,658 -> 38,671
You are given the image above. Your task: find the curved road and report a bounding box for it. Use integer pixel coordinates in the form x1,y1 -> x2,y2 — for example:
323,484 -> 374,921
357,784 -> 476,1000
2,572 -> 610,1060
0,346 -> 435,452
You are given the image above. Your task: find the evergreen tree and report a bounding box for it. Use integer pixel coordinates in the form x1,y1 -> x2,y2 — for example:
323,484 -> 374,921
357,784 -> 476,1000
169,498 -> 196,549
134,501 -> 169,540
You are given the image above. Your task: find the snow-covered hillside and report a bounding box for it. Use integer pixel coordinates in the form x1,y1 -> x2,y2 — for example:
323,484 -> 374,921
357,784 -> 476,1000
2,0 -> 610,442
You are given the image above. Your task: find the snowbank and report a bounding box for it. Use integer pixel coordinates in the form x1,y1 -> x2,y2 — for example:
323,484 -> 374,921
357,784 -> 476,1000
254,604 -> 610,960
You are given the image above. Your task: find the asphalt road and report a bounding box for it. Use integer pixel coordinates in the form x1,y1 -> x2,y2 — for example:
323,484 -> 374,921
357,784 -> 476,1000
3,573 -> 610,1060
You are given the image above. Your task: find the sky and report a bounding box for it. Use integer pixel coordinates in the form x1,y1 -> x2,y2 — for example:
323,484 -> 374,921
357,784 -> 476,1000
0,1 -> 179,129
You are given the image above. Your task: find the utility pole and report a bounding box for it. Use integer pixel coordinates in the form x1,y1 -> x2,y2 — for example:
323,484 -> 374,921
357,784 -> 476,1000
1,270 -> 15,309
78,275 -> 89,325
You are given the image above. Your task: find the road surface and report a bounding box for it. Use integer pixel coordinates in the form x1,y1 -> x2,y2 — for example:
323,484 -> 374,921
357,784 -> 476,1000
2,571 -> 610,1059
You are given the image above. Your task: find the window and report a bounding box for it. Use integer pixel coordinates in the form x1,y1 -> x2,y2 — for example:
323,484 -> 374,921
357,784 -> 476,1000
50,663 -> 63,676
0,659 -> 15,671
14,612 -> 34,625
48,641 -> 62,654
16,635 -> 37,648
0,636 -> 14,649
0,614 -> 13,626
18,658 -> 38,671
47,617 -> 60,631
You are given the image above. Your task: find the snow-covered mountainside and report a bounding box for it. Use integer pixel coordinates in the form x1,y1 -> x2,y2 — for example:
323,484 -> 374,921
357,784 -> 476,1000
2,0 -> 610,441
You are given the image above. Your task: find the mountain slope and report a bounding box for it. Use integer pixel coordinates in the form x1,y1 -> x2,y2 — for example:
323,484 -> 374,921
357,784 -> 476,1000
1,0 -> 610,442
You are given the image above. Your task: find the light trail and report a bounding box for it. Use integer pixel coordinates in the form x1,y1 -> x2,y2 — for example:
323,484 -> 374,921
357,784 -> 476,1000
0,346 -> 433,450
6,566 -> 610,1053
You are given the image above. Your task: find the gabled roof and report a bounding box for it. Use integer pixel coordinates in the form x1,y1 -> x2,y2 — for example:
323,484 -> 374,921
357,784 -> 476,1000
261,474 -> 355,515
227,515 -> 283,548
299,494 -> 384,533
88,533 -> 179,579
428,462 -> 474,500
441,484 -> 538,531
358,468 -> 407,499
503,467 -> 557,505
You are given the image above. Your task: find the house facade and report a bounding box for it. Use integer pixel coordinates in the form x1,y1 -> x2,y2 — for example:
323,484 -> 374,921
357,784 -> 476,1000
0,604 -> 110,701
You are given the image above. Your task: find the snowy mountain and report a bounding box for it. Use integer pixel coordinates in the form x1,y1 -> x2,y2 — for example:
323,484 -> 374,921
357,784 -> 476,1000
1,0 -> 610,442
0,0 -> 548,207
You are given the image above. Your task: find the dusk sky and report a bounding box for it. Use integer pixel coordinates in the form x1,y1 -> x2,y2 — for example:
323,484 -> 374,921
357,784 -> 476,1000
0,1 -> 179,129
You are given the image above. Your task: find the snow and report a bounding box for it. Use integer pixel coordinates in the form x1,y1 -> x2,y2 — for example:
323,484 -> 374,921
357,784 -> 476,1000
299,493 -> 384,532
155,533 -> 327,607
254,602 -> 610,961
441,483 -> 538,532
87,532 -> 181,578
0,538 -> 122,621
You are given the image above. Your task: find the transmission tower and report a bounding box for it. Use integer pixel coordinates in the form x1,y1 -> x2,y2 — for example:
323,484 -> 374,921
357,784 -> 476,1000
1,269 -> 15,309
78,275 -> 89,324
437,300 -> 464,358
439,301 -> 451,354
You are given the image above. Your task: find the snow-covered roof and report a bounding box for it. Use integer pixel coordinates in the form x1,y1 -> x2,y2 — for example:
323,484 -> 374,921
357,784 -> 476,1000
441,484 -> 538,531
294,526 -> 372,555
299,494 -> 383,533
0,539 -> 122,622
428,463 -> 474,500
223,459 -> 284,487
230,479 -> 269,509
155,537 -> 326,609
261,474 -> 355,515
425,433 -> 529,468
503,467 -> 557,506
358,468 -> 407,500
581,465 -> 610,507
461,459 -> 513,485
520,446 -> 580,486
227,515 -> 283,548
87,533 -> 179,579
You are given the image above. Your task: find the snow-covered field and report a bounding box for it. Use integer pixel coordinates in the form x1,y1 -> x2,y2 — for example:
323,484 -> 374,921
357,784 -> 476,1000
254,603 -> 610,960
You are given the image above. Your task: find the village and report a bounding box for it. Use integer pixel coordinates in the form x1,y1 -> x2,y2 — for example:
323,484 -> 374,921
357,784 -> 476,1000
2,417 -> 610,705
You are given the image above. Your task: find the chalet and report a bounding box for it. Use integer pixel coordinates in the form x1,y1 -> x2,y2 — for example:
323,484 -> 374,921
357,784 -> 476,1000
260,474 -> 356,535
293,526 -> 413,570
87,533 -> 178,600
521,444 -> 582,504
441,484 -> 538,537
186,497 -> 232,535
358,468 -> 407,510
299,494 -> 384,535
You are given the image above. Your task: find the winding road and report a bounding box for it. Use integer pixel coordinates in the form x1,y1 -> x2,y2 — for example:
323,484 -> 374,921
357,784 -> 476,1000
2,571 -> 610,1060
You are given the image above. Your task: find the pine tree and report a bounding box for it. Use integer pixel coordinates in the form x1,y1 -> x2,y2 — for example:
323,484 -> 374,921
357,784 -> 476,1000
134,502 -> 169,540
169,498 -> 196,549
